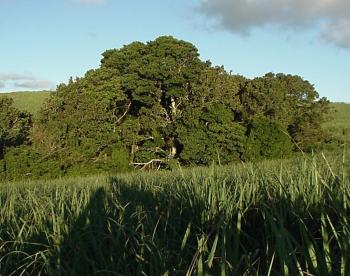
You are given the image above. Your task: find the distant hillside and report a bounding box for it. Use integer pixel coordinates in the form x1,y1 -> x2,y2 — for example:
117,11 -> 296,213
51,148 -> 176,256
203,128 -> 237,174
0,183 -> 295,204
323,102 -> 350,143
1,91 -> 51,115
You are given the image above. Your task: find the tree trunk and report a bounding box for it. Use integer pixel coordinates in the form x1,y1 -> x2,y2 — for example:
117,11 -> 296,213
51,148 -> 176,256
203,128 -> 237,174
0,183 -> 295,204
170,96 -> 177,116
170,145 -> 177,157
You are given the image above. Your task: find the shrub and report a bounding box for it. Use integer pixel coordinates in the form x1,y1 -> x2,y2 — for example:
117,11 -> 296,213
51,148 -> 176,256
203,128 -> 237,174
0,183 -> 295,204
0,146 -> 64,180
245,117 -> 292,161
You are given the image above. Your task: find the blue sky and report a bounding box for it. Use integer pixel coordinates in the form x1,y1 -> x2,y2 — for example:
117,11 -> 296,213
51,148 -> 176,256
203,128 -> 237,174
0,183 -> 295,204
0,0 -> 349,102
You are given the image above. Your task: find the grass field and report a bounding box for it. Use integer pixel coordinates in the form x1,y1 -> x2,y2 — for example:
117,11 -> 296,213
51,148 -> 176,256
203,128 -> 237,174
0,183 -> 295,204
1,152 -> 349,275
1,91 -> 51,115
323,103 -> 350,143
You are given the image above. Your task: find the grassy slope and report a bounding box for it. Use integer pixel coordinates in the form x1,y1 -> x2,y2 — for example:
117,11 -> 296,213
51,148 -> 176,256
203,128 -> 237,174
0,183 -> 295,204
1,91 -> 51,115
323,102 -> 350,143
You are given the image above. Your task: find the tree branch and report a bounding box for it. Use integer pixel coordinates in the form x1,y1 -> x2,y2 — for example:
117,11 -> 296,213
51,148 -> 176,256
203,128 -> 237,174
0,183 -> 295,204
116,101 -> 132,124
130,159 -> 166,170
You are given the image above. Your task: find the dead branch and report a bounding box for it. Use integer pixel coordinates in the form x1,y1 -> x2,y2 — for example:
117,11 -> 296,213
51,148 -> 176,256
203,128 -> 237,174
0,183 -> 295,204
115,101 -> 132,124
130,159 -> 166,170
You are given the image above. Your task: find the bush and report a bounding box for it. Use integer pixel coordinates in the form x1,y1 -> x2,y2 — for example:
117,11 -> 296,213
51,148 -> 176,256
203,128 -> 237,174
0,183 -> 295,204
0,146 -> 64,180
0,144 -> 134,181
111,147 -> 131,171
245,117 -> 292,161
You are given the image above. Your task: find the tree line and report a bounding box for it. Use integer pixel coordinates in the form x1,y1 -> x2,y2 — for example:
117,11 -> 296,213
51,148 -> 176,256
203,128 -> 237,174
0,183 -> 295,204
0,36 -> 332,179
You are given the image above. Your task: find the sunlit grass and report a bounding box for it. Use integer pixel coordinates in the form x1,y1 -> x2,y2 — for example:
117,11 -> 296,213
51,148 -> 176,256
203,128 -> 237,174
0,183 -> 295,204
324,102 -> 350,143
1,91 -> 51,115
0,151 -> 349,275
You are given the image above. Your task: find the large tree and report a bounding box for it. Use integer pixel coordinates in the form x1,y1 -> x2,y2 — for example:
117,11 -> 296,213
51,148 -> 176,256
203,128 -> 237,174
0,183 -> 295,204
38,36 -> 209,168
35,36 -> 331,173
101,36 -> 207,163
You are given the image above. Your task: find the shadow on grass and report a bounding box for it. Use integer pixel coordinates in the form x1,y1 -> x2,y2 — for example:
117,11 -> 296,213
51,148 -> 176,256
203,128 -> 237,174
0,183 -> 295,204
0,188 -> 110,275
50,177 -> 218,275
53,187 -> 110,275
25,178 -> 204,275
2,175 -> 349,275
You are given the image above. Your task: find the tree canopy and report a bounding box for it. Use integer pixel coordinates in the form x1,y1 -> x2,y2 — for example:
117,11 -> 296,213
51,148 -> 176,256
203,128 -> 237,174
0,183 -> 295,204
0,36 -> 332,178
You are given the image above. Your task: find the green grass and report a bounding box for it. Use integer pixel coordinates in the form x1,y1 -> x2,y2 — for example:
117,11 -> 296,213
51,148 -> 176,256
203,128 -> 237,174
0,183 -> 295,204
324,102 -> 350,143
1,91 -> 51,115
1,152 -> 349,275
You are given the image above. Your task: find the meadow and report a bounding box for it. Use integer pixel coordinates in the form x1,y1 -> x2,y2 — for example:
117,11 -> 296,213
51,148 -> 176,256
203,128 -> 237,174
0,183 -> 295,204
324,103 -> 350,143
1,151 -> 349,275
2,91 -> 51,115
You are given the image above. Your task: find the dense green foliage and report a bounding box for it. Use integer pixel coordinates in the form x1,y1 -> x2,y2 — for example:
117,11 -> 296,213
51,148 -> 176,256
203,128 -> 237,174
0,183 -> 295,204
0,36 -> 332,178
0,97 -> 31,160
240,73 -> 331,150
245,117 -> 292,160
1,153 -> 349,275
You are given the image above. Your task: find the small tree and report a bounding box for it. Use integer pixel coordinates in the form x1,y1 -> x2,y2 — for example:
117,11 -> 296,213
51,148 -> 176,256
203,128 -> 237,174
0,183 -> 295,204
245,117 -> 292,161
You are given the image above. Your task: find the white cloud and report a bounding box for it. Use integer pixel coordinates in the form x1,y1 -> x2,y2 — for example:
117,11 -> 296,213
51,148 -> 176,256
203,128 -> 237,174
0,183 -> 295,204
0,72 -> 54,90
14,80 -> 54,89
0,73 -> 35,81
198,0 -> 350,48
322,19 -> 350,48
